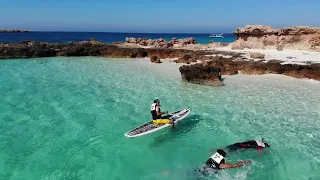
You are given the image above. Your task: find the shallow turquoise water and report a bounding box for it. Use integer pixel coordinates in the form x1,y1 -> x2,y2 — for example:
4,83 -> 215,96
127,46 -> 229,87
0,57 -> 320,180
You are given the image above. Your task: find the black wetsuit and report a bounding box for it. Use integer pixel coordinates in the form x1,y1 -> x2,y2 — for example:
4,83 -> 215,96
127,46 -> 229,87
226,140 -> 266,152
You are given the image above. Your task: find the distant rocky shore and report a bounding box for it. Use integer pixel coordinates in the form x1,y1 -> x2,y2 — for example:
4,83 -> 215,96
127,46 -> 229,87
231,25 -> 320,51
0,24 -> 320,85
0,30 -> 30,33
120,25 -> 320,52
116,37 -> 228,50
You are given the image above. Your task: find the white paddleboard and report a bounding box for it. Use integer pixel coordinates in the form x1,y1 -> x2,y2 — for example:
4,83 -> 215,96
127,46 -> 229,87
124,109 -> 190,138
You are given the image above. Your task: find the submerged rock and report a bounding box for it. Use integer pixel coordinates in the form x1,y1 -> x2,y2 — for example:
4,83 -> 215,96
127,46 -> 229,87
150,56 -> 161,63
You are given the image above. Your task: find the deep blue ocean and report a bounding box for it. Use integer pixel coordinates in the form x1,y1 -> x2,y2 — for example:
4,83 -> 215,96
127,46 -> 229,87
0,32 -> 236,44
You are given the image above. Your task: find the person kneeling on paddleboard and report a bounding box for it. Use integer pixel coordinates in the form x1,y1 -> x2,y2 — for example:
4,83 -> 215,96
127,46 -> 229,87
226,138 -> 270,152
195,149 -> 251,176
151,99 -> 174,127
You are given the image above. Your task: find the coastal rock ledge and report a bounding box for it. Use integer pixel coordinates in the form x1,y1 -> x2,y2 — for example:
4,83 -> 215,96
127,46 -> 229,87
179,64 -> 224,87
1,40 -> 320,81
231,25 -> 320,51
123,37 -> 197,48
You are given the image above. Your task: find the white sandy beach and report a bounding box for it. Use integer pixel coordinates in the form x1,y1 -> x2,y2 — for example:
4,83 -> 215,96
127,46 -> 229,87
215,46 -> 320,65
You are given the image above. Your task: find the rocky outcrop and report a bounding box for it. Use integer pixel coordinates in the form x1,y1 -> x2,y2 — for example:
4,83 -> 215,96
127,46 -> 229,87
249,52 -> 265,59
179,63 -> 224,86
0,39 -> 206,59
174,54 -> 193,64
125,37 -> 170,48
201,57 -> 320,80
124,37 -> 197,48
0,30 -> 30,33
231,25 -> 320,51
179,55 -> 320,81
233,25 -> 278,37
1,39 -> 320,81
0,41 -> 58,58
118,37 -> 227,50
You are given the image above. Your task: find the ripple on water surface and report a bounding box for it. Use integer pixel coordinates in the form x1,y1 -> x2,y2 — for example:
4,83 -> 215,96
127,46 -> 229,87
0,57 -> 320,180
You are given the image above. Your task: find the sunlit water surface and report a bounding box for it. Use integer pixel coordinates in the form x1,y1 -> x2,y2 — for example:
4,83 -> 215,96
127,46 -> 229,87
0,57 -> 319,180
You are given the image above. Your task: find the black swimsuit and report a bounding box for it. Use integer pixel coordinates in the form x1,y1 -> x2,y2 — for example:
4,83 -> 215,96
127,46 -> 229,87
226,140 -> 260,152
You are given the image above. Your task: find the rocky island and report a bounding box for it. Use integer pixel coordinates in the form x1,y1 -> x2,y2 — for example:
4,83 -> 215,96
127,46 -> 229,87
0,25 -> 319,85
0,30 -> 30,33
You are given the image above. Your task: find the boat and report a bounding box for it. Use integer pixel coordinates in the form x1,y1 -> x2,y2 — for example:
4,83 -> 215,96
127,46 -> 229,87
209,33 -> 224,38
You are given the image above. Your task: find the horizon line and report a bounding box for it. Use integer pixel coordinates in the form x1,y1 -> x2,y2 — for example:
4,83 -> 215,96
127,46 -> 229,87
1,30 -> 234,34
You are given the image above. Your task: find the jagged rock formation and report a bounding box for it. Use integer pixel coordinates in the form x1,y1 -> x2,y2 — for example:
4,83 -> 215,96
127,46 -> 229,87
231,25 -> 320,51
0,39 -> 319,80
0,40 -> 208,59
179,63 -> 224,86
201,57 -> 320,80
124,37 -> 197,48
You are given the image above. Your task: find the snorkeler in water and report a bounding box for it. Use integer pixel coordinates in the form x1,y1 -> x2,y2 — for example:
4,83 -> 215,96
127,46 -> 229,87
226,138 -> 270,152
195,149 -> 252,176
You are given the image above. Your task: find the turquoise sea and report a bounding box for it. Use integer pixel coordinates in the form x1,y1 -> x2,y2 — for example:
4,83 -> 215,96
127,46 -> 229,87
0,57 -> 320,180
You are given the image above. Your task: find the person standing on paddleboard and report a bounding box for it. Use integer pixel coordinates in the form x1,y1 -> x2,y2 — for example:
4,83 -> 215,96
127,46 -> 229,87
151,99 -> 174,127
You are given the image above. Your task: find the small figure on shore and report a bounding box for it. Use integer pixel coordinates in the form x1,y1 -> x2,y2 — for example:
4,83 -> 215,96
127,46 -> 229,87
151,99 -> 174,127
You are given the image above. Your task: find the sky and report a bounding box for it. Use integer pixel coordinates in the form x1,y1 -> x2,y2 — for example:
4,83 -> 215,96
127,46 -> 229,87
0,0 -> 320,33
